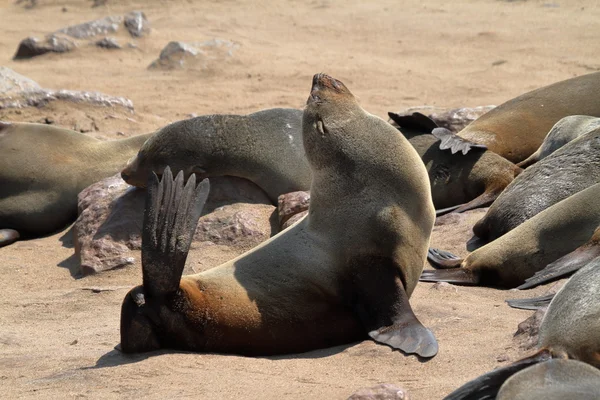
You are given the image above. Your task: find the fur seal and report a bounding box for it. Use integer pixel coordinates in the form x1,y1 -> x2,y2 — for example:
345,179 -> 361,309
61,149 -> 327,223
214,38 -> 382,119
472,124 -> 600,243
421,182 -> 600,287
0,121 -> 150,247
120,108 -> 312,203
442,256 -> 600,399
517,115 -> 600,168
388,112 -> 521,215
457,71 -> 600,163
497,359 -> 600,400
120,74 -> 438,357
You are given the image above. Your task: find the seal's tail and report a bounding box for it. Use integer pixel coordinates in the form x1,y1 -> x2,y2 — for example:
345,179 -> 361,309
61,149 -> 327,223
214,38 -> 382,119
141,166 -> 210,297
443,349 -> 552,400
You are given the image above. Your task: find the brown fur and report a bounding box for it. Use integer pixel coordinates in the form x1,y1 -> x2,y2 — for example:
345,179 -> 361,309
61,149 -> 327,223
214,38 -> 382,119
458,72 -> 600,163
120,74 -> 437,357
0,122 -> 150,242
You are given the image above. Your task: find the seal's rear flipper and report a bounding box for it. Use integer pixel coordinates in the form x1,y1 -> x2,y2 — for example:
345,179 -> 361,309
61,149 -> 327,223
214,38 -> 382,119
427,248 -> 463,269
351,256 -> 438,358
443,349 -> 551,400
435,204 -> 462,216
517,243 -> 600,290
432,127 -> 488,155
0,229 -> 20,248
141,167 -> 210,297
420,269 -> 479,285
506,294 -> 555,310
452,190 -> 499,214
388,111 -> 439,134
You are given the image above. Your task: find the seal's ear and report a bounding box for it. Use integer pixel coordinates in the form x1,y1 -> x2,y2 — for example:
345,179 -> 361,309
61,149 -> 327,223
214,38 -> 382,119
141,166 -> 210,297
388,112 -> 438,135
432,127 -> 487,155
443,349 -> 552,400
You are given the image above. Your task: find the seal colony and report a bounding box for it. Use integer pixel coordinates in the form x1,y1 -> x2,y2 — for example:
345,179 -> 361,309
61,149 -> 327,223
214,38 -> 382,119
121,108 -> 311,203
120,74 -> 438,357
0,121 -> 151,247
456,71 -> 600,163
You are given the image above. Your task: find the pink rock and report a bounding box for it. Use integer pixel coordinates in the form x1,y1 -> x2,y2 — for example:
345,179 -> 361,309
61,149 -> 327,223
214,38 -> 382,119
278,191 -> 310,229
74,174 -> 274,275
348,384 -> 410,400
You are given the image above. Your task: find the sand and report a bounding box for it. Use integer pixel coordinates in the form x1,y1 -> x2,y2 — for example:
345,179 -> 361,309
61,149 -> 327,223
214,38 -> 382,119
1,0 -> 598,398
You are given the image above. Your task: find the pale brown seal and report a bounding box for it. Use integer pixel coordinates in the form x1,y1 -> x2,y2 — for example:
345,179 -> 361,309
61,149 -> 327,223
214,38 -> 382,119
421,182 -> 600,287
457,71 -> 600,163
517,115 -> 600,168
442,255 -> 600,399
388,112 -> 521,215
119,74 -> 438,357
0,121 -> 150,247
471,124 -> 600,243
121,108 -> 311,203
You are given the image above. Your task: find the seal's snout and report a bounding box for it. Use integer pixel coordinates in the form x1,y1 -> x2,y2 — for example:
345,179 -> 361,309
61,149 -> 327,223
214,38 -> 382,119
312,73 -> 344,92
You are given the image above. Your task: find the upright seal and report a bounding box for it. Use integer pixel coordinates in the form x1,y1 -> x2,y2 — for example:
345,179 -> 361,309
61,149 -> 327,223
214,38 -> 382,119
120,74 -> 438,357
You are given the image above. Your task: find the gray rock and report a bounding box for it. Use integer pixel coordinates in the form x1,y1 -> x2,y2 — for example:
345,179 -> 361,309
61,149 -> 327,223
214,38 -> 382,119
148,39 -> 240,70
13,35 -> 75,60
74,175 -> 275,275
278,191 -> 310,229
0,67 -> 133,110
57,16 -> 123,39
348,384 -> 410,400
124,11 -> 150,37
389,105 -> 495,133
95,37 -> 121,49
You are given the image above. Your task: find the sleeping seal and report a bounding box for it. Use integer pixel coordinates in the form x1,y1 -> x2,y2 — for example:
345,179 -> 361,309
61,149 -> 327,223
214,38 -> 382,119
517,115 -> 600,168
472,125 -> 600,243
388,112 -> 521,215
421,183 -> 600,287
0,121 -> 150,247
442,256 -> 600,399
457,71 -> 600,163
119,74 -> 438,357
120,108 -> 311,203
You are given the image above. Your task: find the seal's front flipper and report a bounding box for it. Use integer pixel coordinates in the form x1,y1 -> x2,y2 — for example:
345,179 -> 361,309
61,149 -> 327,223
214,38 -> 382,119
141,167 -> 210,297
517,238 -> 600,290
506,294 -> 555,310
388,111 -> 438,134
420,268 -> 479,285
0,229 -> 20,248
427,248 -> 463,269
452,190 -> 499,214
432,127 -> 488,155
443,349 -> 551,400
351,257 -> 438,358
435,204 -> 463,217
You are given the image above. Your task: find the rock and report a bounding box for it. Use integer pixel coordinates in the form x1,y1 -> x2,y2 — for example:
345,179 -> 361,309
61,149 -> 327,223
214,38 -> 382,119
13,35 -> 75,60
513,308 -> 547,351
0,67 -> 133,111
56,16 -> 123,39
95,37 -> 121,49
389,105 -> 495,133
74,175 -> 275,275
278,191 -> 310,229
148,39 -> 240,70
281,211 -> 307,230
348,384 -> 410,400
430,282 -> 458,292
124,11 -> 150,37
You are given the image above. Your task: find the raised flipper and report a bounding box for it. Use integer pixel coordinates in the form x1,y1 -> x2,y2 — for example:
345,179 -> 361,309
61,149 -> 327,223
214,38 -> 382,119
506,294 -> 555,310
351,256 -> 438,358
0,229 -> 20,248
141,167 -> 210,297
443,349 -> 552,400
388,111 -> 438,134
427,248 -> 463,269
517,243 -> 600,290
432,127 -> 488,155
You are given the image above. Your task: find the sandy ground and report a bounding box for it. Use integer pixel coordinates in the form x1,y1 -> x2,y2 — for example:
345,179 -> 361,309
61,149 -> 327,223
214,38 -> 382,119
1,0 -> 599,399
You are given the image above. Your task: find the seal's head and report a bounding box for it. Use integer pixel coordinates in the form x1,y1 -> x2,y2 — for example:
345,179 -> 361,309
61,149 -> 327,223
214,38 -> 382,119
121,127 -> 208,188
119,286 -> 161,353
303,73 -> 363,169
